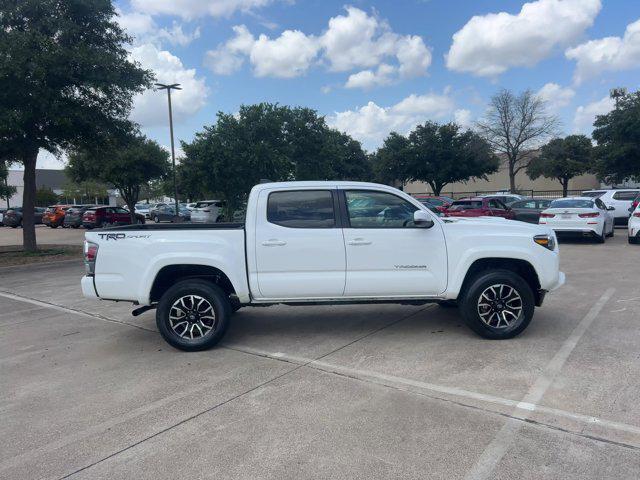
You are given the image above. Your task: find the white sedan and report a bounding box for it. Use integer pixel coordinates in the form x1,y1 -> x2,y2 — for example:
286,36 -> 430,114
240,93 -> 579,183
539,197 -> 615,243
629,203 -> 640,244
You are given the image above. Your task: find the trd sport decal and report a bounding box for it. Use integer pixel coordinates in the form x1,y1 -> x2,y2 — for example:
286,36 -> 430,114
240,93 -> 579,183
97,233 -> 150,240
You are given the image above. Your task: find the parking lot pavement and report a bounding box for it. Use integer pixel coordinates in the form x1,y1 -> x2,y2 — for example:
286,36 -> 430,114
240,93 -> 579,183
0,224 -> 86,247
1,234 -> 640,479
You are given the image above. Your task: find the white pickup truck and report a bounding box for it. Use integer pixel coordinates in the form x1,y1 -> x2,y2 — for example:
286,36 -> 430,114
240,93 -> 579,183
81,181 -> 565,351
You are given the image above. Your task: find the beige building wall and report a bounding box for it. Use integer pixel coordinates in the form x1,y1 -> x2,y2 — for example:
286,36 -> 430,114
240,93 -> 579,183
404,161 -> 600,196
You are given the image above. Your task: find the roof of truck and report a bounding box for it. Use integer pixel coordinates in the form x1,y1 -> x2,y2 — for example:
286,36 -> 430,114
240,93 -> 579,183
252,181 -> 395,192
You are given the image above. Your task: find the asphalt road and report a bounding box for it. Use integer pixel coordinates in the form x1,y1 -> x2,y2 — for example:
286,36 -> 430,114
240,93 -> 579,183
1,232 -> 639,479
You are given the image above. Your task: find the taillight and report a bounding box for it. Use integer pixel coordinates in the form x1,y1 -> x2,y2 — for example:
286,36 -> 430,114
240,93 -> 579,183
633,212 -> 640,218
578,212 -> 599,218
84,241 -> 98,275
540,213 -> 555,218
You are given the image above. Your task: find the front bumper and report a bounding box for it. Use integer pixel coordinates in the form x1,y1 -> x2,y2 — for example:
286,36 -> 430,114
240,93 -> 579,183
81,276 -> 98,299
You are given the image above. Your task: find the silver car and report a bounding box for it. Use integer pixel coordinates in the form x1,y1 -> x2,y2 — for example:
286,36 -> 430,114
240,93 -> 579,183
190,200 -> 225,223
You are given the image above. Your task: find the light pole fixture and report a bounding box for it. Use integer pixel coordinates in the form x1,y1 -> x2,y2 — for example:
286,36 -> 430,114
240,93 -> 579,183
156,82 -> 182,220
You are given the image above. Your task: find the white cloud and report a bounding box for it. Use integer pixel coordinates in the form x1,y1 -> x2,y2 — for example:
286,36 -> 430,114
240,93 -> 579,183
454,109 -> 473,128
130,44 -> 208,126
130,0 -> 275,20
205,7 -> 431,87
117,9 -> 200,47
573,95 -> 614,134
345,64 -> 396,89
327,92 -> 455,151
250,30 -> 320,78
446,0 -> 601,77
536,82 -> 575,109
566,18 -> 640,83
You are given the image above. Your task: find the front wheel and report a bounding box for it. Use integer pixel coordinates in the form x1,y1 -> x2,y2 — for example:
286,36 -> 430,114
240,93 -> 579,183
459,270 -> 535,339
156,280 -> 231,351
154,216 -> 160,223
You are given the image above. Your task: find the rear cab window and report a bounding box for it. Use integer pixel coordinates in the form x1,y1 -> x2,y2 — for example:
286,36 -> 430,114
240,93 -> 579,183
267,190 -> 335,228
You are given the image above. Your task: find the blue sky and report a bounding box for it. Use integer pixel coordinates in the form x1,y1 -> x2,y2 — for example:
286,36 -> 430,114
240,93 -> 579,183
37,0 -> 640,167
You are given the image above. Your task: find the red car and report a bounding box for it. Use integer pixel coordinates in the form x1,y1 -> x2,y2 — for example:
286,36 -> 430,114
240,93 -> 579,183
82,206 -> 145,229
413,195 -> 454,213
445,197 -> 516,220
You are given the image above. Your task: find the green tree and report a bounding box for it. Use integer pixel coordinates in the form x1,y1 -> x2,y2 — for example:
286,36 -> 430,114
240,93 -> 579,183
35,187 -> 59,207
0,0 -> 152,250
592,91 -> 640,184
477,89 -> 559,193
181,103 -> 370,219
527,135 -> 593,196
67,135 -> 169,223
372,132 -> 412,187
0,161 -> 17,203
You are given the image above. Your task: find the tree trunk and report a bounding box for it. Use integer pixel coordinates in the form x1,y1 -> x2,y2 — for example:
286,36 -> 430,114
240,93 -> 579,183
22,148 -> 39,252
508,159 -> 516,193
561,177 -> 569,197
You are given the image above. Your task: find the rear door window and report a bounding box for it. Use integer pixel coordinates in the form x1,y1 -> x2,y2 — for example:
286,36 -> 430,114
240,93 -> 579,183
267,190 -> 335,228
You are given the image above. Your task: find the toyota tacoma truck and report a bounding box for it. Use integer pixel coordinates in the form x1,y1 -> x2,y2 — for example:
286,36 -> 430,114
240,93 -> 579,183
81,181 -> 565,351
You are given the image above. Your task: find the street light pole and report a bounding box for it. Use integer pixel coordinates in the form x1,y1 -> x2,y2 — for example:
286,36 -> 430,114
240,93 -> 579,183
156,83 -> 182,220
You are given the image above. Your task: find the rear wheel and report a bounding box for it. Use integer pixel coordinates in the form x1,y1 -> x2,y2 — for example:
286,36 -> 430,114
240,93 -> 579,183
156,280 -> 231,351
629,236 -> 640,244
596,227 -> 606,243
459,269 -> 535,339
154,215 -> 160,223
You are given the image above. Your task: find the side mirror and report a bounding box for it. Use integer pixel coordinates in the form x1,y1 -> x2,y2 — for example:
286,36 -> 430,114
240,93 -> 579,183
414,210 -> 435,228
607,206 -> 615,211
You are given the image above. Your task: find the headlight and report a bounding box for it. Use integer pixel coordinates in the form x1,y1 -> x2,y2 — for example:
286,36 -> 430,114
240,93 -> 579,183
534,234 -> 556,251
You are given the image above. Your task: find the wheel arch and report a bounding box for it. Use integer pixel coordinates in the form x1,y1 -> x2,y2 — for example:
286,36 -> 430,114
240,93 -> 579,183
149,264 -> 237,304
457,258 -> 542,306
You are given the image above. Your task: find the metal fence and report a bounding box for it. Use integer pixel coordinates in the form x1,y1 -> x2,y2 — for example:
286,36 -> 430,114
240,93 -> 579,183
429,190 -> 586,200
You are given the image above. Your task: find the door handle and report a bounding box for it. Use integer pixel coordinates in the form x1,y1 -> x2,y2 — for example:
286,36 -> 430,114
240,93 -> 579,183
348,238 -> 372,246
262,239 -> 287,246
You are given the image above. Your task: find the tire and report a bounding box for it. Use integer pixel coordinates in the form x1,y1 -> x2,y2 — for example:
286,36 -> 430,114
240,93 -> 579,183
72,224 -> 79,229
50,224 -> 58,229
595,227 -> 606,243
10,225 -> 17,228
629,236 -> 640,244
436,300 -> 458,308
459,269 -> 535,340
156,280 -> 231,352
154,216 -> 160,223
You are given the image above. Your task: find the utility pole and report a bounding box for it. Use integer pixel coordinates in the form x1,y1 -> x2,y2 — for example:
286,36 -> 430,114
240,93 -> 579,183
156,83 -> 182,221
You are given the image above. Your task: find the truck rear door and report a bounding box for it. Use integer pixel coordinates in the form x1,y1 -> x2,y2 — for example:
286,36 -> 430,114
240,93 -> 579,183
254,189 -> 346,299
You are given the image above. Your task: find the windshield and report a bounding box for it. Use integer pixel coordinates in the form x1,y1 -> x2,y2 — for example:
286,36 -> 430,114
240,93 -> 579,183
581,191 -> 604,198
550,199 -> 594,209
449,200 -> 482,210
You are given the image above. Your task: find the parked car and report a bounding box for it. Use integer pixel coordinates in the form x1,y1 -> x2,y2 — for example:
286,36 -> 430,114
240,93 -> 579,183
185,202 -> 197,211
509,198 -> 553,224
81,180 -> 564,351
63,205 -> 97,228
479,194 -> 525,206
190,200 -> 225,223
582,189 -> 640,225
539,197 -> 615,243
152,204 -> 191,222
445,197 -> 515,220
0,208 -> 6,226
628,202 -> 640,244
42,205 -> 73,228
628,193 -> 640,215
134,203 -> 152,219
413,195 -> 454,212
82,206 -> 145,229
3,207 -> 46,228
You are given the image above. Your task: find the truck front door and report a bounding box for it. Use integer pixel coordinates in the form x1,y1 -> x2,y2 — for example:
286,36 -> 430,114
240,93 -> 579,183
254,189 -> 346,299
341,189 -> 447,297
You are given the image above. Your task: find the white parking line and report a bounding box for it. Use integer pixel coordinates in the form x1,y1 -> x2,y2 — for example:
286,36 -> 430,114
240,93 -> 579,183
463,287 -> 615,480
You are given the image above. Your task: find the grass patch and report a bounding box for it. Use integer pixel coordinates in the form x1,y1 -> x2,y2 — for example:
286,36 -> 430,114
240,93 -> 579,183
0,245 -> 82,267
